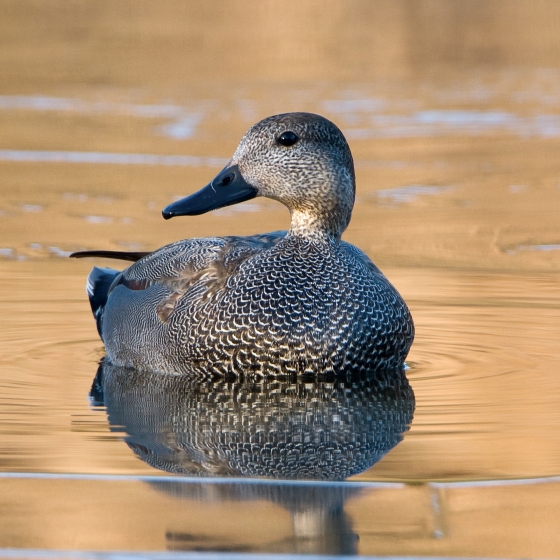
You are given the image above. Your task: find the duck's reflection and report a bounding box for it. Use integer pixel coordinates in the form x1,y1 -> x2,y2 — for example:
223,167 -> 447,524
91,362 -> 414,554
155,479 -> 363,554
92,362 -> 414,480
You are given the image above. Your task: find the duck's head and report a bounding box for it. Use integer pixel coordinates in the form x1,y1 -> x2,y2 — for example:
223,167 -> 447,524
162,112 -> 355,239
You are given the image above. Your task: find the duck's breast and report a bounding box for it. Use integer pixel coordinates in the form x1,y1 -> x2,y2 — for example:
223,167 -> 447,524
166,236 -> 413,374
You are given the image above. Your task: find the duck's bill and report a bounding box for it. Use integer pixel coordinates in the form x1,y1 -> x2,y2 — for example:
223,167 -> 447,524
162,165 -> 258,219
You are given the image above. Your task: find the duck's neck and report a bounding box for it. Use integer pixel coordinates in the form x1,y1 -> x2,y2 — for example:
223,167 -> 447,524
288,208 -> 349,243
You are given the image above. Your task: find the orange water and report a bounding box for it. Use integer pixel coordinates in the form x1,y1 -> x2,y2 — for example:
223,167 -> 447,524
1,2 -> 560,556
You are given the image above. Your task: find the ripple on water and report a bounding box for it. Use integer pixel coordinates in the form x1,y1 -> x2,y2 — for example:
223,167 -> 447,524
0,94 -> 208,140
374,185 -> 450,205
48,247 -> 73,257
0,149 -> 228,167
0,248 -> 14,258
506,243 -> 560,254
83,215 -> 113,224
332,108 -> 560,139
1,245 -> 82,260
20,204 -> 43,213
400,268 -> 560,480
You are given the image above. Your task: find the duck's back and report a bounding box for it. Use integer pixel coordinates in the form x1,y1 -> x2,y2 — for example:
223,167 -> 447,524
99,233 -> 413,376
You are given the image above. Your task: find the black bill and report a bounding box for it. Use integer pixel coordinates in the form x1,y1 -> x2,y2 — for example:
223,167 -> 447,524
162,164 -> 257,219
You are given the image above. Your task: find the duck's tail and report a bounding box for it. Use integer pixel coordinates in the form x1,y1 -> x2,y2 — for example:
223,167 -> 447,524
70,250 -> 149,262
86,266 -> 121,338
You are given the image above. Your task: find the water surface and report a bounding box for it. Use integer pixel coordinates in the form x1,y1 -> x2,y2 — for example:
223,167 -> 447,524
1,1 -> 560,557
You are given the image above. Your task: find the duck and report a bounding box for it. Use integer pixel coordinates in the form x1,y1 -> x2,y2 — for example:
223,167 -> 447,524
72,112 -> 414,376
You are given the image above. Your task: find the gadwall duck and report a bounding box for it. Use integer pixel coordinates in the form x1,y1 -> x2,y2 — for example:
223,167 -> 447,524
72,113 -> 414,376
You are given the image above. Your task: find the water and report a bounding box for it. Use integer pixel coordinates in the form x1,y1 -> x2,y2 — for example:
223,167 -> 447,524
1,1 -> 560,557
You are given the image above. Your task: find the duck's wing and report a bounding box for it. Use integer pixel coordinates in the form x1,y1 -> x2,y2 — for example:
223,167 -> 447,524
83,232 -> 287,337
121,231 -> 286,285
120,232 -> 288,321
70,250 -> 150,262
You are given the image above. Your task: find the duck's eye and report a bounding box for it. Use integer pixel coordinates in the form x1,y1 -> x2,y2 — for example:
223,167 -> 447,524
277,131 -> 299,147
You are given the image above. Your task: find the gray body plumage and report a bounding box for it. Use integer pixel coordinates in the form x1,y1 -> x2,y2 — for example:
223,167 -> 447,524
84,113 -> 414,376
